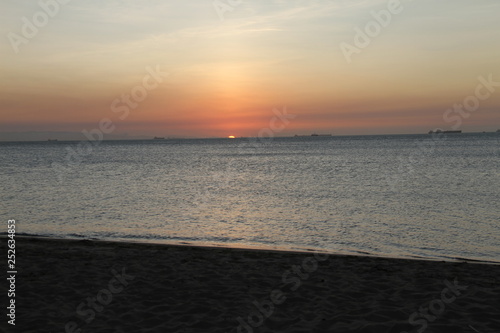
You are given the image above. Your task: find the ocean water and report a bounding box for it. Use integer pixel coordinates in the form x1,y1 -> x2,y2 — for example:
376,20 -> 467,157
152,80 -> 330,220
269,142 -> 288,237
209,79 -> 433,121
1,133 -> 499,262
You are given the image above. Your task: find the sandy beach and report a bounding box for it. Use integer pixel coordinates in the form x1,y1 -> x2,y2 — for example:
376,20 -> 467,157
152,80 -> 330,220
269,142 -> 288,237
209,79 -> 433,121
3,236 -> 500,333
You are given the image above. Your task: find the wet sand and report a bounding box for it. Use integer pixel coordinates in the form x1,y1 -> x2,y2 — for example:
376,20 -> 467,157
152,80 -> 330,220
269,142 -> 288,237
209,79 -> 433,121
4,236 -> 500,333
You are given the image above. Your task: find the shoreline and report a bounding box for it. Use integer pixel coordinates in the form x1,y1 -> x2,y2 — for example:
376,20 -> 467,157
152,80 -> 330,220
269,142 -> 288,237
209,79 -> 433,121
5,233 -> 500,266
5,235 -> 500,332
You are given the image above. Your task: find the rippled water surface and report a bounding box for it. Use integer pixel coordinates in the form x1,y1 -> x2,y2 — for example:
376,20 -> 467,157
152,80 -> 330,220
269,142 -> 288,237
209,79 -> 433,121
2,133 -> 499,261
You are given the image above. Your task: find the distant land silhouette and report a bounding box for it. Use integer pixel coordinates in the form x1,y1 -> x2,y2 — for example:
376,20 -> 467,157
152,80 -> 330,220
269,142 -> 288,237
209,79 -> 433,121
0,131 -> 152,142
0,129 -> 499,142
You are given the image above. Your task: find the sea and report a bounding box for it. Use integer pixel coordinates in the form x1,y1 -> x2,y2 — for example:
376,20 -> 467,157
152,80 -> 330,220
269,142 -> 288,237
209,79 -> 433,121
1,133 -> 499,262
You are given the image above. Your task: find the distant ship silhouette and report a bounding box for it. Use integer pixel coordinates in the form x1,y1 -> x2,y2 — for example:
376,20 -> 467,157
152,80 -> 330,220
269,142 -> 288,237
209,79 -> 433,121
428,129 -> 462,134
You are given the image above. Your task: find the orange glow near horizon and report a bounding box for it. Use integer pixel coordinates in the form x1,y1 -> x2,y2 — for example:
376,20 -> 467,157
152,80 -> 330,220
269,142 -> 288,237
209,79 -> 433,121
1,1 -> 499,140
228,135 -> 236,139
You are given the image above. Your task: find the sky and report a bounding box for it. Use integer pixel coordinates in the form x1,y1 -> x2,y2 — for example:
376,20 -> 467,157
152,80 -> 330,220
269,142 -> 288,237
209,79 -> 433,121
1,0 -> 499,140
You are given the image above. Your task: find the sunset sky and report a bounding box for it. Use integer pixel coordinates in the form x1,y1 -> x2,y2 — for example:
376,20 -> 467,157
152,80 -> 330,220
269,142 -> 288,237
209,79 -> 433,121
1,0 -> 499,140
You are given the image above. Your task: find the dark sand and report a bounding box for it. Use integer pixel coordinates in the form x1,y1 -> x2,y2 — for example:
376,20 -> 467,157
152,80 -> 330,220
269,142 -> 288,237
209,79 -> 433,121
2,236 -> 500,333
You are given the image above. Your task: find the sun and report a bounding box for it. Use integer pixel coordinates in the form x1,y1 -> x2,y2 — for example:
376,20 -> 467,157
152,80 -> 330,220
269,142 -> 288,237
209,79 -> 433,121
228,135 -> 236,139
